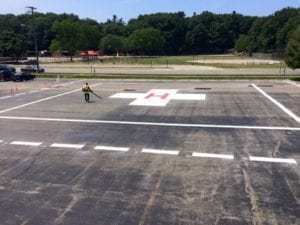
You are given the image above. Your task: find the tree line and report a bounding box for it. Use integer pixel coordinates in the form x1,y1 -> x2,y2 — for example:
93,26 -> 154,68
0,8 -> 299,67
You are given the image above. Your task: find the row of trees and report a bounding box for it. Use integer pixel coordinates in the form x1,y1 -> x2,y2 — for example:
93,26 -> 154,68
0,8 -> 299,67
235,8 -> 300,53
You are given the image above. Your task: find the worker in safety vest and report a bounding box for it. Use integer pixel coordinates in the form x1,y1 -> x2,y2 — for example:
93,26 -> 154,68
82,82 -> 92,102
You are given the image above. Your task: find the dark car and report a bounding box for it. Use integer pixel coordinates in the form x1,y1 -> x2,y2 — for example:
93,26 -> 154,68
0,64 -> 16,73
12,72 -> 36,82
0,64 -> 16,81
0,70 -> 12,81
21,65 -> 45,73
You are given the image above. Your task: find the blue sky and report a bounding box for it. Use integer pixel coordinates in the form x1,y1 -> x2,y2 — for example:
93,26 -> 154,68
1,0 -> 299,22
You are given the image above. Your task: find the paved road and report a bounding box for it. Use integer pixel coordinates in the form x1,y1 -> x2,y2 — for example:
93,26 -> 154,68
0,79 -> 300,225
14,64 -> 300,75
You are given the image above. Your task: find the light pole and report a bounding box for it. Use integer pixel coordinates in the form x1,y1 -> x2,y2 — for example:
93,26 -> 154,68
26,6 -> 40,72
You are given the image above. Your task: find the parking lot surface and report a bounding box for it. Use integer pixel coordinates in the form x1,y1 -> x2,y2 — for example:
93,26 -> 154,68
0,79 -> 300,225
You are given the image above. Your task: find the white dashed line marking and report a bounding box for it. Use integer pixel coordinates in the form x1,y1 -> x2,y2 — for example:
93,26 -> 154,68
141,148 -> 179,155
1,138 -> 299,165
50,143 -> 85,149
94,145 -> 129,152
192,152 -> 234,159
10,141 -> 42,147
249,156 -> 297,164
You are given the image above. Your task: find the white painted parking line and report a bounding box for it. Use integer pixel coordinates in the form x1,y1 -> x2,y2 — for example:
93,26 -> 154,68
0,82 -> 102,114
1,115 -> 300,131
192,152 -> 234,159
10,141 -> 42,147
29,90 -> 39,93
252,84 -> 300,123
15,93 -> 26,96
249,156 -> 297,164
50,143 -> 85,149
0,140 -> 3,143
94,145 -> 129,152
142,148 -> 179,155
0,96 -> 11,100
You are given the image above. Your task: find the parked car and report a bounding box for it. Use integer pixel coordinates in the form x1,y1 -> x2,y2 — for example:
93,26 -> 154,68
0,64 -> 16,81
12,72 -> 36,82
21,65 -> 45,73
0,64 -> 16,73
0,70 -> 12,81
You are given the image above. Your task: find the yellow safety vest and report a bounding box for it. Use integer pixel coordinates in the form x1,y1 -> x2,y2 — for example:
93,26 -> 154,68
82,85 -> 90,93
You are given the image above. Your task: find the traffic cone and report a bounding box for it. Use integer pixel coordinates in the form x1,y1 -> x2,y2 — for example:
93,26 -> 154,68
16,86 -> 19,92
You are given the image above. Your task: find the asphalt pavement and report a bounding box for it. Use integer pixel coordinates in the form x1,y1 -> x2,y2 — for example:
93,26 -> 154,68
0,79 -> 299,225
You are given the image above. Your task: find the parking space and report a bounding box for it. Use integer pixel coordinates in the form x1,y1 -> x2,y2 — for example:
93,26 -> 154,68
0,79 -> 299,225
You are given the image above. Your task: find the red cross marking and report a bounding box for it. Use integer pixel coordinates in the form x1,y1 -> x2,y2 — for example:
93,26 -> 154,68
145,93 -> 169,99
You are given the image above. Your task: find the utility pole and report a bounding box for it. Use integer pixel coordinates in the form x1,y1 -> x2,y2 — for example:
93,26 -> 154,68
26,6 -> 40,72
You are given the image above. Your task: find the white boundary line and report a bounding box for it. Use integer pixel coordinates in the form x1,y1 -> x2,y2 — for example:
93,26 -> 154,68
50,143 -> 85,149
0,115 -> 300,131
142,148 -> 179,155
0,82 -> 102,114
94,145 -> 129,152
10,141 -> 42,147
252,84 -> 300,123
249,156 -> 297,164
0,140 -> 3,143
192,152 -> 234,159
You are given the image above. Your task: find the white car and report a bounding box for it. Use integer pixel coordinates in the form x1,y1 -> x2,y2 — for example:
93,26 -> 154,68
21,65 -> 45,73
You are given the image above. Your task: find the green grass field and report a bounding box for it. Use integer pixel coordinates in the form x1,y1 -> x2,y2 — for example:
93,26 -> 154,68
85,55 -> 283,69
38,55 -> 287,69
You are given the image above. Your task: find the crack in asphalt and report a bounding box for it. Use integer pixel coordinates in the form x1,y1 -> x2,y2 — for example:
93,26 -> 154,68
138,169 -> 165,225
242,167 -> 263,225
